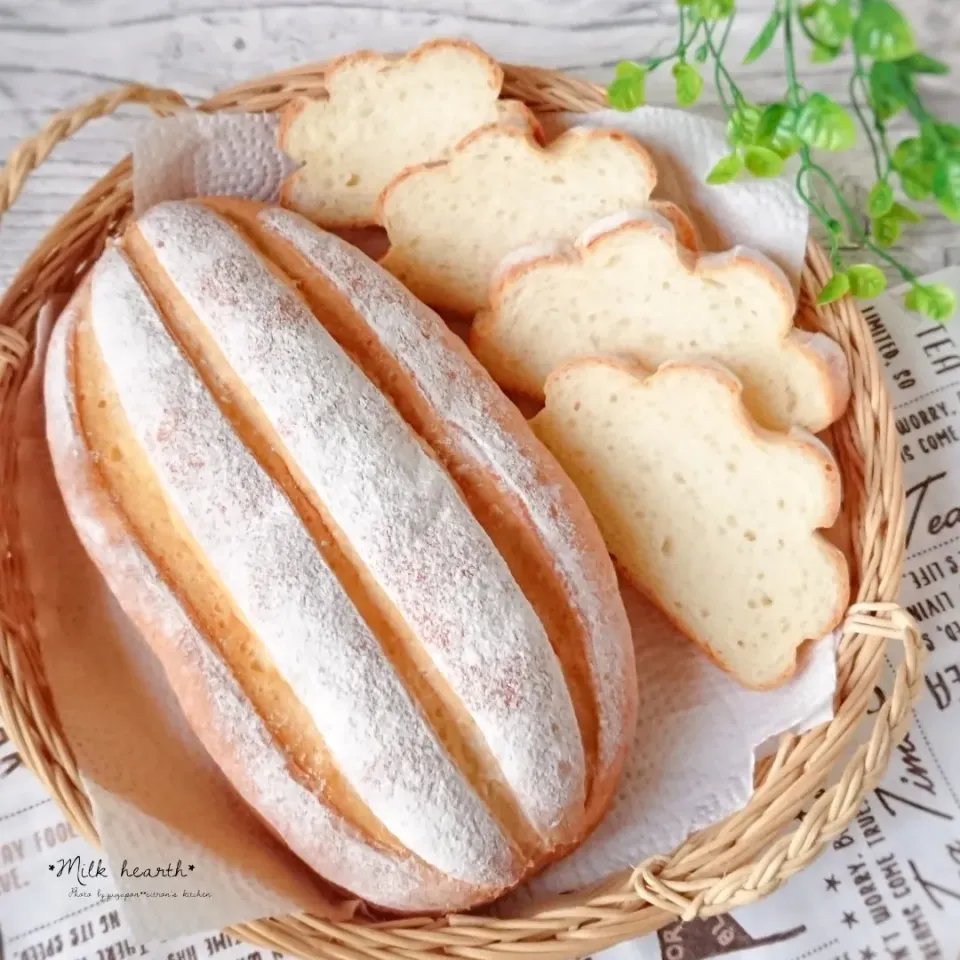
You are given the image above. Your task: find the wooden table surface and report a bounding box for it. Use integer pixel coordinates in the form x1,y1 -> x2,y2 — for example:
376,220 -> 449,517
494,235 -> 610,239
0,0 -> 958,289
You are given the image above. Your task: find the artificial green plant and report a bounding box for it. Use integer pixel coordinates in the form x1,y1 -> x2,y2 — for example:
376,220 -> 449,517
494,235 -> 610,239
608,0 -> 958,321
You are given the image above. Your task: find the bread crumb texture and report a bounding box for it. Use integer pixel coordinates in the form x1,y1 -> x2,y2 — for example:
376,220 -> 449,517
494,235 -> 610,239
378,126 -> 658,314
532,358 -> 849,689
280,38 -> 536,228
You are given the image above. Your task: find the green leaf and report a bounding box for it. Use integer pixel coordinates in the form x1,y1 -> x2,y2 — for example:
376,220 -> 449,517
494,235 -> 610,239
866,181 -> 894,217
810,42 -> 841,62
853,0 -> 915,62
795,93 -> 856,151
933,152 -> 960,221
871,214 -> 901,246
756,104 -> 802,157
920,121 -> 945,161
743,8 -> 782,64
608,69 -> 646,111
900,171 -> 932,201
615,60 -> 646,80
896,52 -> 949,75
893,135 -> 936,195
868,61 -> 908,121
803,0 -> 854,48
726,103 -> 762,146
892,137 -> 922,171
697,0 -> 734,18
888,201 -> 923,224
847,264 -> 887,298
694,43 -> 709,63
672,62 -> 704,106
705,152 -> 744,184
743,144 -> 785,177
757,103 -> 787,141
905,283 -> 957,322
817,272 -> 851,305
936,123 -> 960,146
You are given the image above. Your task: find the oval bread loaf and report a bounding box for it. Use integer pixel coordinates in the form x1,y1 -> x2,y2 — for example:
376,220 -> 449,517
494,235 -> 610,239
44,198 -> 636,912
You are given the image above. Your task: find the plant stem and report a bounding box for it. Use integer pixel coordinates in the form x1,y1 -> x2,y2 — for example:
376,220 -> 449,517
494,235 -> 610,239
781,0 -> 915,283
805,157 -> 917,282
704,17 -> 744,111
795,14 -> 825,51
782,0 -> 802,108
646,6 -> 705,71
795,166 -> 842,266
850,48 -> 884,181
716,9 -> 734,58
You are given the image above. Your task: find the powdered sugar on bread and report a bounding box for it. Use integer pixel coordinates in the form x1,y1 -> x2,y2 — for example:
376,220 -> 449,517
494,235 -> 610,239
256,206 -> 635,822
471,210 -> 849,431
44,298 -> 480,911
87,246 -> 522,889
45,197 -> 638,909
136,203 -> 585,840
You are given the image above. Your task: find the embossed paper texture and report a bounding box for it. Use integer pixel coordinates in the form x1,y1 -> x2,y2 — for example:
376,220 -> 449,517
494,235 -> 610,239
509,591 -> 835,903
557,106 -> 810,291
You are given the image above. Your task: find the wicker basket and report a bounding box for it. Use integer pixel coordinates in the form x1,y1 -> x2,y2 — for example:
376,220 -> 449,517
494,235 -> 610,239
0,62 -> 924,960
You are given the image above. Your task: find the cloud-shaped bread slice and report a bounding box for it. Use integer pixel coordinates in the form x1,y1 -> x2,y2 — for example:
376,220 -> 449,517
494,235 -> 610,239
472,210 -> 849,432
532,358 -> 849,689
279,39 -> 539,228
377,125 -> 658,315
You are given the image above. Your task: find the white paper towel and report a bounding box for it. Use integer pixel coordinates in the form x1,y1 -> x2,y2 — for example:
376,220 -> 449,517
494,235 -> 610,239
557,106 -> 810,291
132,112 -> 298,215
516,587 -> 836,900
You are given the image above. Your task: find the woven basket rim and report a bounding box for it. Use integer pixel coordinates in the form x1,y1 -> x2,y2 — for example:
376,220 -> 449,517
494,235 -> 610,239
0,58 -> 923,959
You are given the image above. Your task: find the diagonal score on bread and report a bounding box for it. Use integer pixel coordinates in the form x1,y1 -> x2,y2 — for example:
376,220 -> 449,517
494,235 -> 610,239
377,124 -> 659,315
471,211 -> 850,432
532,358 -> 850,689
278,38 -> 539,229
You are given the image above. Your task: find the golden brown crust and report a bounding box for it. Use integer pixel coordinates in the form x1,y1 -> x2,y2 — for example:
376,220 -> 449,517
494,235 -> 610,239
649,200 -> 700,252
495,100 -> 546,144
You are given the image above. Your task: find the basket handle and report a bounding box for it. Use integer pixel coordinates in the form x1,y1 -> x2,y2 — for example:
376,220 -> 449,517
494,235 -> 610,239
0,84 -> 187,220
629,601 -> 924,920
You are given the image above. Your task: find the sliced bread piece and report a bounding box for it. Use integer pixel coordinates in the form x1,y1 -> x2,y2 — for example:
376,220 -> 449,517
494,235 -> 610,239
278,38 -> 537,228
471,211 -> 848,432
377,125 -> 658,314
531,357 -> 849,689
